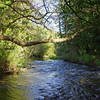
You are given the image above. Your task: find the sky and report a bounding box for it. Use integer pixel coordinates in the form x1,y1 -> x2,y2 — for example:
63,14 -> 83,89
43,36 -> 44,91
30,0 -> 59,32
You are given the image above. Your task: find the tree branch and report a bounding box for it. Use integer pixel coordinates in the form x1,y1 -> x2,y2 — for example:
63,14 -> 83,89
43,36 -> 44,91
2,16 -> 41,34
0,48 -> 14,50
6,4 -> 48,20
65,1 -> 92,23
0,33 -> 78,47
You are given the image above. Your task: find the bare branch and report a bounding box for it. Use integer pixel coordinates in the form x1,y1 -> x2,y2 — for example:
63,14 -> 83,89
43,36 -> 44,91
7,4 -> 48,20
42,0 -> 48,13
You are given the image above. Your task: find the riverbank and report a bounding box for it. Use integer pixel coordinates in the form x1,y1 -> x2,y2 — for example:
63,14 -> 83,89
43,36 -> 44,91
0,55 -> 100,75
31,56 -> 100,68
0,67 -> 28,75
63,58 -> 100,69
50,56 -> 100,68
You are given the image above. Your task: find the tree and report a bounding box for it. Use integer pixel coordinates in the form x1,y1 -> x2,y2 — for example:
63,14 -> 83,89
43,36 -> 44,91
58,0 -> 100,54
56,0 -> 100,65
0,0 -> 77,47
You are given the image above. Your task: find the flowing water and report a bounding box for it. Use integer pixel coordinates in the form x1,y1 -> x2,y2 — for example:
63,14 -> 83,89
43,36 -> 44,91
0,60 -> 100,100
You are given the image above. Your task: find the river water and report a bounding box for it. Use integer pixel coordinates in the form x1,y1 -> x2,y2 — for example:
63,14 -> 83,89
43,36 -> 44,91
0,60 -> 100,100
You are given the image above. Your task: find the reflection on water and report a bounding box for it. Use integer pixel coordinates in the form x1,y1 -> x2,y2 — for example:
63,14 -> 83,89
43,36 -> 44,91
0,60 -> 100,100
0,74 -> 33,100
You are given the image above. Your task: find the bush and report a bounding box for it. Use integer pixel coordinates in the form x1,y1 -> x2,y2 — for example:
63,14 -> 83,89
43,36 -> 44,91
7,46 -> 29,69
95,59 -> 100,66
77,54 -> 93,64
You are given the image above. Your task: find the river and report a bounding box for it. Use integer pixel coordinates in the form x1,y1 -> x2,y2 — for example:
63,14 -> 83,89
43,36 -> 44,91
0,60 -> 100,100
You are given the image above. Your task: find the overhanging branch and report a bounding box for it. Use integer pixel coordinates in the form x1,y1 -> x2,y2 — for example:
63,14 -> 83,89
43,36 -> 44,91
0,33 -> 77,47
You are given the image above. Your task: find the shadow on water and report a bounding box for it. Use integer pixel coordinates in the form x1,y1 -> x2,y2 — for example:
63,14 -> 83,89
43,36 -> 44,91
0,60 -> 100,100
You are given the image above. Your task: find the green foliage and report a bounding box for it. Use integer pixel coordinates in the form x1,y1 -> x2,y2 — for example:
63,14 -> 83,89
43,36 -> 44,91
77,54 -> 93,64
0,0 -> 56,72
95,59 -> 100,66
28,26 -> 56,58
56,0 -> 100,66
56,42 -> 78,61
0,24 -> 56,71
59,0 -> 100,54
7,47 -> 29,68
